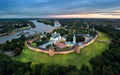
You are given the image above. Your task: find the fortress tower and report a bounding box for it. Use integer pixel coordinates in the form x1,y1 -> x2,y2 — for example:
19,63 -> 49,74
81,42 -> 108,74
49,45 -> 54,56
75,44 -> 80,53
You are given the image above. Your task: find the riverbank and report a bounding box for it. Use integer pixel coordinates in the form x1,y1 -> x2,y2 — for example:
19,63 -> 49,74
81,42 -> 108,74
37,19 -> 54,26
0,26 -> 31,37
0,20 -> 55,44
0,33 -> 8,36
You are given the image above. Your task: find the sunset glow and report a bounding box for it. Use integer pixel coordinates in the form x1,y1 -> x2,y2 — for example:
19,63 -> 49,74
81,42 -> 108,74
49,14 -> 120,18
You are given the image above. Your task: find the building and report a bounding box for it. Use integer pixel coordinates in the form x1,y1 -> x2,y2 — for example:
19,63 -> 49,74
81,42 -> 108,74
73,34 -> 76,44
55,42 -> 66,49
50,32 -> 66,43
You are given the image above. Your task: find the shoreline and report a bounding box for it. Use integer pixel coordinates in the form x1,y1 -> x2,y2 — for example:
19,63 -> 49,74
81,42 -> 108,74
0,26 -> 32,37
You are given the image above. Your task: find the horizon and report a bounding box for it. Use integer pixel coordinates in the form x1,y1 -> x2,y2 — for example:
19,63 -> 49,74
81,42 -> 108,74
0,17 -> 120,20
1,0 -> 120,18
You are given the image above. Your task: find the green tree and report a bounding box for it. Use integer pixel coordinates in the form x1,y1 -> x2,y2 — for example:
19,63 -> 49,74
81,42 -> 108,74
32,64 -> 45,75
14,48 -> 22,56
76,36 -> 85,42
81,65 -> 89,73
66,71 -> 79,75
41,64 -> 60,75
46,33 -> 51,38
94,67 -> 102,75
67,34 -> 73,42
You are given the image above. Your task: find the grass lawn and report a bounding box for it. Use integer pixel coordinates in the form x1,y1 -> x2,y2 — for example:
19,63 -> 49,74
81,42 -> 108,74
13,32 -> 111,68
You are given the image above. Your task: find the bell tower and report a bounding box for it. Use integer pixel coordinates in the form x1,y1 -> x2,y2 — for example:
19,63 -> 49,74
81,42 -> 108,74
73,30 -> 76,44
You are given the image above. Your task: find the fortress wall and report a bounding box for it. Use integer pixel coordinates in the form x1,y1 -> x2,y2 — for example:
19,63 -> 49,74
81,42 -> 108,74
83,35 -> 98,47
25,42 -> 49,54
25,33 -> 98,56
27,36 -> 40,43
78,34 -> 98,50
54,49 -> 75,54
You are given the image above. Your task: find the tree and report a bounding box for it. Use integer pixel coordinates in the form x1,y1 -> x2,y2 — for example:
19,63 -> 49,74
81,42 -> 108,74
81,65 -> 89,73
94,67 -> 102,75
76,36 -> 85,42
67,65 -> 78,72
32,64 -> 45,75
80,71 -> 89,75
46,33 -> 51,38
0,53 -> 12,75
14,48 -> 22,56
66,71 -> 79,75
41,64 -> 60,75
19,35 -> 26,42
12,67 -> 25,75
66,34 -> 73,42
6,40 -> 10,44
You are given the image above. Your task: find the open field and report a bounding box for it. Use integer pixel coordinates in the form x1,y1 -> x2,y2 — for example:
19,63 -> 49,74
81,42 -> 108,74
13,32 -> 111,68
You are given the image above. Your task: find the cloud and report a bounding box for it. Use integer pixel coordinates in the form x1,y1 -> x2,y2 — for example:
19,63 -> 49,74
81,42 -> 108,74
0,0 -> 120,18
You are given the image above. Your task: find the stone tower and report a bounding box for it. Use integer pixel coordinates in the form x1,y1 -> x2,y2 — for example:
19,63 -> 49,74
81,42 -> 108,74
75,44 -> 80,53
49,45 -> 54,56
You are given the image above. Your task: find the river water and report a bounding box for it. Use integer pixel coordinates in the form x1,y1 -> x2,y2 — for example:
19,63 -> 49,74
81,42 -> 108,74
0,20 -> 56,44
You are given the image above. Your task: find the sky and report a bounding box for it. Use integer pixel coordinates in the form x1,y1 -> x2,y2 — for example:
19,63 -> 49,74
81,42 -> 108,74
1,0 -> 120,18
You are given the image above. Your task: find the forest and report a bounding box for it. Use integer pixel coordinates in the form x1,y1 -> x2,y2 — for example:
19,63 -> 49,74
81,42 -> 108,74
0,20 -> 35,34
0,35 -> 26,56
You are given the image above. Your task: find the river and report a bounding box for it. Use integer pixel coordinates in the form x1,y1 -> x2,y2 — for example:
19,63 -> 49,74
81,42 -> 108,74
0,20 -> 56,44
